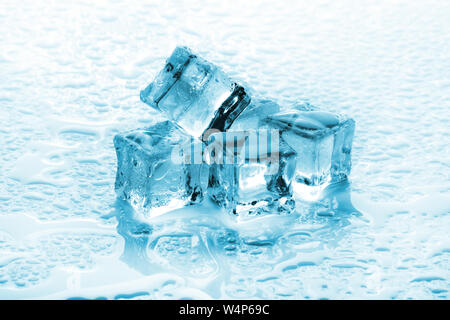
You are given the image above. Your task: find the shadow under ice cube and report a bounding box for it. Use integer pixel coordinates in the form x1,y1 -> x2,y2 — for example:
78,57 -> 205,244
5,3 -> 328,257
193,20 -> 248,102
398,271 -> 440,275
263,110 -> 355,199
140,46 -> 251,137
114,121 -> 208,217
207,130 -> 296,219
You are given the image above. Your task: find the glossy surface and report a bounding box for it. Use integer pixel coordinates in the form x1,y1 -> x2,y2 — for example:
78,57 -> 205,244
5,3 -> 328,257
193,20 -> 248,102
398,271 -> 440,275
0,0 -> 449,299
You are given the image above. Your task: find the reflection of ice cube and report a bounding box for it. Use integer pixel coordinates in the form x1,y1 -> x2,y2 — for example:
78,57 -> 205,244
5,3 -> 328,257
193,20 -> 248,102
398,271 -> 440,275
230,98 -> 280,130
140,46 -> 250,137
263,110 -> 355,199
150,234 -> 218,277
207,130 -> 296,219
114,121 -> 208,217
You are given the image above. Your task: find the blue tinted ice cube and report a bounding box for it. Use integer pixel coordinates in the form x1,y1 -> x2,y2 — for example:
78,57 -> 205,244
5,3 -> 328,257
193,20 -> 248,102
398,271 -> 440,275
207,130 -> 296,219
140,46 -> 251,137
114,121 -> 208,217
262,110 -> 355,199
230,98 -> 280,130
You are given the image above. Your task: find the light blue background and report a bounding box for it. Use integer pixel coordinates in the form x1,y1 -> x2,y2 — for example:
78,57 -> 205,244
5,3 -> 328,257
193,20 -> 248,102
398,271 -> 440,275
0,0 -> 449,299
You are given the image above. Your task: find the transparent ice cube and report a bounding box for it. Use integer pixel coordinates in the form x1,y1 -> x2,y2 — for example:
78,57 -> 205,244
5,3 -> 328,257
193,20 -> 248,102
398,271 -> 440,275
140,46 -> 251,137
230,98 -> 280,130
262,110 -> 355,199
207,130 -> 296,219
114,121 -> 208,217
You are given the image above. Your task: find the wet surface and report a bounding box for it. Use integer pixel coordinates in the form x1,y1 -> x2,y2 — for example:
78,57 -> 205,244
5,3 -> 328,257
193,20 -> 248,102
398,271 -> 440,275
0,0 -> 449,299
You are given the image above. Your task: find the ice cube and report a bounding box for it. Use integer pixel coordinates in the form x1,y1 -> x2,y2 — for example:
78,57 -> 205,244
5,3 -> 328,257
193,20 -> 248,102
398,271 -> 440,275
262,110 -> 355,199
114,121 -> 208,217
230,98 -> 280,130
207,130 -> 296,219
140,46 -> 251,137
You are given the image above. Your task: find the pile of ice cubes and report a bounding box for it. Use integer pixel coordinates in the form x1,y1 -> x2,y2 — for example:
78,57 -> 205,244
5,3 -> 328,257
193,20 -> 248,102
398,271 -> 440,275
114,46 -> 355,219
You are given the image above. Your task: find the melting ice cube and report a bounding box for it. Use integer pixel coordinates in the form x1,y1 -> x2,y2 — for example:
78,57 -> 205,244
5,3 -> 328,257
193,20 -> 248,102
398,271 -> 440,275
207,130 -> 296,219
114,121 -> 208,217
140,46 -> 251,137
230,98 -> 281,130
262,110 -> 355,199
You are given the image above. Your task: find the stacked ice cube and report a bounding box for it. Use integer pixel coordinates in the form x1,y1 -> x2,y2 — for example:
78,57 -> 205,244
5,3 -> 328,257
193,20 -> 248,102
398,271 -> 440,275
139,46 -> 250,138
114,46 -> 355,219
